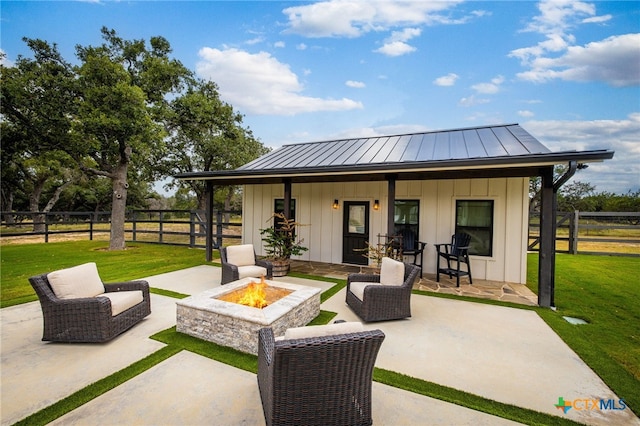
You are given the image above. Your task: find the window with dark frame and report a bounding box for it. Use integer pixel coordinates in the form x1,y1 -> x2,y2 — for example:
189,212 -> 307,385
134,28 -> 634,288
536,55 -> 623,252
394,200 -> 420,249
274,199 -> 296,230
455,200 -> 494,256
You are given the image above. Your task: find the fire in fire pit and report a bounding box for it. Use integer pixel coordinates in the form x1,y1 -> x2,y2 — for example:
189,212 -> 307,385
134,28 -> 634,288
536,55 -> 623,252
217,276 -> 292,308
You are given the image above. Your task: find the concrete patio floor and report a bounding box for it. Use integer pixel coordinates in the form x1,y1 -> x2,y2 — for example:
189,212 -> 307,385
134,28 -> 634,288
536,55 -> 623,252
1,265 -> 638,426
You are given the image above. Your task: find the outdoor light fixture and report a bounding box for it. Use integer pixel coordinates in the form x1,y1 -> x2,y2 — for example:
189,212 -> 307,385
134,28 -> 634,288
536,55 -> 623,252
373,200 -> 380,211
332,199 -> 339,210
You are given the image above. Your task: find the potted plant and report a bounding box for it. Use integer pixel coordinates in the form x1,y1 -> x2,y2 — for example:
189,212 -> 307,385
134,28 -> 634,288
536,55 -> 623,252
259,212 -> 308,276
356,235 -> 402,273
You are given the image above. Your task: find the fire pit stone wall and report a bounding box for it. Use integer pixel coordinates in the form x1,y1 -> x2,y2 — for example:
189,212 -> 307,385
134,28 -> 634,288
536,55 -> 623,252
176,278 -> 321,355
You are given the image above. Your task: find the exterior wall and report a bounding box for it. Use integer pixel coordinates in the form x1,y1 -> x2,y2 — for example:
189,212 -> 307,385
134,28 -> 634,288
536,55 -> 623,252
242,177 -> 529,284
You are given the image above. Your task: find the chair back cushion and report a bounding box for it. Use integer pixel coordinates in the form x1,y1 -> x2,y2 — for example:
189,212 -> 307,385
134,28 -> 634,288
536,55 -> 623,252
380,257 -> 405,286
284,321 -> 363,340
226,244 -> 256,267
47,262 -> 105,299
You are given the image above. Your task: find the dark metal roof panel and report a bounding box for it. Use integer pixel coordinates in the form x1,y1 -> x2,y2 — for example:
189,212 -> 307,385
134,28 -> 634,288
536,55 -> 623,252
238,124 -> 562,172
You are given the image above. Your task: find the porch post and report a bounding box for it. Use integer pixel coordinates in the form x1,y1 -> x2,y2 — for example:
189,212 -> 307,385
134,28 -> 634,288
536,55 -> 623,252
538,167 -> 555,307
386,175 -> 396,237
205,181 -> 215,262
283,179 -> 292,220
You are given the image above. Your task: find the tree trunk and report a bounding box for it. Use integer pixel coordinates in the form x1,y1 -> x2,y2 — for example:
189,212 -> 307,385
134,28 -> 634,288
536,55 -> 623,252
109,161 -> 129,250
197,195 -> 207,234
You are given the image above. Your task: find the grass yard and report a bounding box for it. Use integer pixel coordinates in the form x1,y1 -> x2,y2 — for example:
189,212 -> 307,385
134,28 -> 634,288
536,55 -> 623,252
0,241 -> 212,307
527,253 -> 640,412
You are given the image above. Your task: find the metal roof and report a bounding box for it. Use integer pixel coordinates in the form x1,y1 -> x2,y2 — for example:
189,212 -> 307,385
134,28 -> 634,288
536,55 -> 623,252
175,124 -> 614,185
239,124 -> 548,171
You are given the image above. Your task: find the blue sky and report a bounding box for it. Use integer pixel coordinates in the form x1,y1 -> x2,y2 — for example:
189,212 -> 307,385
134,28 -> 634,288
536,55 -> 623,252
2,0 -> 639,194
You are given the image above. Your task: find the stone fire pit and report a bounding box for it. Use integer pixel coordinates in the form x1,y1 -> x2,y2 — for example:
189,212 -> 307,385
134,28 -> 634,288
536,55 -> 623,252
176,277 -> 321,354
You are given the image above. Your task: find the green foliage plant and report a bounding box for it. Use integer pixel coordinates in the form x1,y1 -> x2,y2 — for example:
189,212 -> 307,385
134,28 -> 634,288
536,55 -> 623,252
259,212 -> 308,261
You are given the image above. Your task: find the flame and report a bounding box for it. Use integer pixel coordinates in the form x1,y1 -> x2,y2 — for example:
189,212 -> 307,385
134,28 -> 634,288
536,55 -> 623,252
236,277 -> 268,309
218,276 -> 292,309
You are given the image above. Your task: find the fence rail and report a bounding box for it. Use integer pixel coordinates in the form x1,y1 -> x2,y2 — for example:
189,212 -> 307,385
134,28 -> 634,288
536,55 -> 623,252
528,211 -> 640,257
3,210 -> 638,256
0,209 -> 242,248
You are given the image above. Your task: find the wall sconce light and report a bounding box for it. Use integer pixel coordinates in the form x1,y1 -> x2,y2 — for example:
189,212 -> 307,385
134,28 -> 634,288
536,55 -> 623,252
332,199 -> 339,210
373,200 -> 380,211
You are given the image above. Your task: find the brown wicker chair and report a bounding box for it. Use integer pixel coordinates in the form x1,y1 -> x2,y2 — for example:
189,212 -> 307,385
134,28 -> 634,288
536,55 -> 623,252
219,244 -> 273,284
28,273 -> 151,343
346,260 -> 420,322
257,326 -> 385,426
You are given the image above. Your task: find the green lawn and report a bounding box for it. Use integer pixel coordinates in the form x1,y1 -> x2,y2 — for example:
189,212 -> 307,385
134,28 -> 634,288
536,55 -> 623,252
1,242 -> 638,419
0,241 -> 212,307
527,253 -> 640,413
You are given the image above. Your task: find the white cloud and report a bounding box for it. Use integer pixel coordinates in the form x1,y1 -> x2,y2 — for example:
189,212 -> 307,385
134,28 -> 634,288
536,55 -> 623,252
374,41 -> 416,56
196,47 -> 363,115
516,33 -> 640,87
518,110 -> 535,118
510,1 -> 631,87
346,80 -> 366,88
274,41 -> 285,48
245,37 -> 264,45
375,27 -> 421,56
525,113 -> 640,193
296,43 -> 307,50
282,0 -> 464,38
458,95 -> 490,107
434,73 -> 459,87
472,75 -> 505,94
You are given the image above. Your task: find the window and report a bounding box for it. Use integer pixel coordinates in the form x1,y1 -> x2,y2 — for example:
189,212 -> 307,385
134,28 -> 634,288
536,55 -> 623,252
274,199 -> 296,230
455,200 -> 493,256
394,200 -> 420,249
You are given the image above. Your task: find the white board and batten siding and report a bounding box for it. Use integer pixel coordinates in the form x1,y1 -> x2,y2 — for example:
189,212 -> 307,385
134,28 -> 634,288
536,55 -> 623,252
243,177 -> 529,284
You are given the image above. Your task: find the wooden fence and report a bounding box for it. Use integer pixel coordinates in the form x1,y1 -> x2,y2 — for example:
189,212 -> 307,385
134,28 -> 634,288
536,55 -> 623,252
0,209 -> 242,248
3,210 -> 638,256
528,211 -> 640,257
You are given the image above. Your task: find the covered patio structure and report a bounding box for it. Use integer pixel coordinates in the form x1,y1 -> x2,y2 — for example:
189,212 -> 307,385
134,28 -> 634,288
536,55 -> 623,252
177,123 -> 614,308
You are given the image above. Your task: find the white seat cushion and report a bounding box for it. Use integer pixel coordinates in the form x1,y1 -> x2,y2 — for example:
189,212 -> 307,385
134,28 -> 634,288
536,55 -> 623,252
349,282 -> 378,301
99,291 -> 144,316
47,262 -> 105,299
237,265 -> 268,279
284,321 -> 364,340
226,244 -> 256,267
380,257 -> 405,286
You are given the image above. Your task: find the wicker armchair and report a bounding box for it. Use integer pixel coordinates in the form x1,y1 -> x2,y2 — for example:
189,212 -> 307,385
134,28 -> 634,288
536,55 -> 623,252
257,326 -> 385,426
346,259 -> 420,322
28,271 -> 151,343
219,244 -> 273,284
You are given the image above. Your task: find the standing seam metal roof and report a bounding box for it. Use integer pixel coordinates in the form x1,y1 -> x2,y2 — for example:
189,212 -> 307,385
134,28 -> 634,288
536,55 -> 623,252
239,124 -> 550,171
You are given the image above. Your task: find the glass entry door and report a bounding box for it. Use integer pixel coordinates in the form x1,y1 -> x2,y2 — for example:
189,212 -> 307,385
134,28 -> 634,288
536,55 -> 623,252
342,201 -> 370,265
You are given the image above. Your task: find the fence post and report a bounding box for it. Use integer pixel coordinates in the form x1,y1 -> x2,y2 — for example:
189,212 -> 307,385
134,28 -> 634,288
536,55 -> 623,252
159,211 -> 164,243
189,211 -> 196,247
569,210 -> 579,254
89,213 -> 94,241
44,212 -> 49,243
132,211 -> 137,242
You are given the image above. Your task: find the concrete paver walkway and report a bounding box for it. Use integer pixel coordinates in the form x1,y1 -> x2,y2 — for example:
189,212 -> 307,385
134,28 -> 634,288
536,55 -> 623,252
2,265 -> 638,426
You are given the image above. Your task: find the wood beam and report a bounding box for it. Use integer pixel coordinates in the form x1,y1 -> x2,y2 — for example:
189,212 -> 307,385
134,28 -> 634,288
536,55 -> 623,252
538,166 -> 555,307
205,181 -> 214,262
387,175 -> 396,237
283,179 -> 292,220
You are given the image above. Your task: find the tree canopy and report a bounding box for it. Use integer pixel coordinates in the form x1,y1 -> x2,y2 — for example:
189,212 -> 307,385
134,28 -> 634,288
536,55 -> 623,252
1,28 -> 270,248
